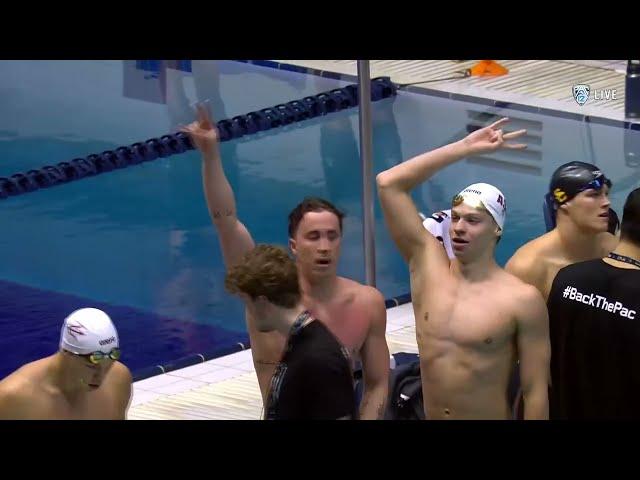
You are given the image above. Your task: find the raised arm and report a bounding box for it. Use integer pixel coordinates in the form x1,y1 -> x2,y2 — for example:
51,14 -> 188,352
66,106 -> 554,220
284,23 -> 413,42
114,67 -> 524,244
376,141 -> 467,264
377,118 -> 526,265
181,104 -> 255,268
182,105 -> 284,403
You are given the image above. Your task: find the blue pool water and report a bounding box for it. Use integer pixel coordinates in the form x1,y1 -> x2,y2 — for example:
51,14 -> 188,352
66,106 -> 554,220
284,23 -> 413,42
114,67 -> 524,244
1,60 -> 639,379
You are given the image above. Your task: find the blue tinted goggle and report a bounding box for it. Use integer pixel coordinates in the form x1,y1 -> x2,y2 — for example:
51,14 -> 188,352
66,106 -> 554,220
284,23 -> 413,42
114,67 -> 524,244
578,176 -> 611,193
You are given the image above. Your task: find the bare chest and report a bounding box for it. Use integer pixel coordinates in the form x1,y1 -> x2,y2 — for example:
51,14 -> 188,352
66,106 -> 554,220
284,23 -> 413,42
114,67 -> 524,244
306,297 -> 370,355
416,286 -> 516,353
29,391 -> 122,420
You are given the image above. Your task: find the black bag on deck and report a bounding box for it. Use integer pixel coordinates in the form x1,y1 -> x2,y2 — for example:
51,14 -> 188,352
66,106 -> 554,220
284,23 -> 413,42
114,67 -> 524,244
384,360 -> 425,420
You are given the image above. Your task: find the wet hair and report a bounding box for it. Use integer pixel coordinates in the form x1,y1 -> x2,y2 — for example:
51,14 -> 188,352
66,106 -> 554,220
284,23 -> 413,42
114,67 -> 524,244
287,197 -> 345,238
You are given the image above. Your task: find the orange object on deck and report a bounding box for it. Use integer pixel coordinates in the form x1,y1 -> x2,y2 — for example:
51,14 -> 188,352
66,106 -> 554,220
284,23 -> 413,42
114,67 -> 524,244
468,60 -> 509,76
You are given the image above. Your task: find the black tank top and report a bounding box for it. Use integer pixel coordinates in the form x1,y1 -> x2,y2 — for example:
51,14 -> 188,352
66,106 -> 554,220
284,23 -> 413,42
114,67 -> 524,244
547,259 -> 640,419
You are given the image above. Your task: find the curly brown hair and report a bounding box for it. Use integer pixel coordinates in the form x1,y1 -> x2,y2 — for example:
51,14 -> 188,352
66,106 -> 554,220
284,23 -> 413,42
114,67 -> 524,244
224,244 -> 301,308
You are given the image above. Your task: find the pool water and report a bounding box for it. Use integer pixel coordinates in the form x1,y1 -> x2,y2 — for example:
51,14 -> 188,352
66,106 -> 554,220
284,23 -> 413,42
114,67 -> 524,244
1,60 -> 638,378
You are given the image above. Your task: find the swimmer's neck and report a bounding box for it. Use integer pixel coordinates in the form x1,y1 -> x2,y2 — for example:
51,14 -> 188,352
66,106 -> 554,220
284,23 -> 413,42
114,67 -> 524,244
48,352 -> 87,400
272,304 -> 313,337
450,251 -> 499,281
555,217 -> 606,258
298,272 -> 339,302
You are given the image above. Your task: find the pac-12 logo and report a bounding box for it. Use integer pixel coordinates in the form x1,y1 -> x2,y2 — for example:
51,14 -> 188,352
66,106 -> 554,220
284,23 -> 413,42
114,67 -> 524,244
573,84 -> 590,106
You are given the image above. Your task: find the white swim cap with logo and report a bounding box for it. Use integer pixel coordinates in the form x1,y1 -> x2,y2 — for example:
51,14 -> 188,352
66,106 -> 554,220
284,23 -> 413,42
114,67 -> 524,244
454,183 -> 507,231
60,308 -> 119,355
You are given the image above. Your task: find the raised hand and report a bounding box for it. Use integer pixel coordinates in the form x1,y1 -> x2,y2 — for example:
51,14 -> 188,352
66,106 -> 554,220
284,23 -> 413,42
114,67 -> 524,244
463,117 -> 527,155
180,103 -> 220,157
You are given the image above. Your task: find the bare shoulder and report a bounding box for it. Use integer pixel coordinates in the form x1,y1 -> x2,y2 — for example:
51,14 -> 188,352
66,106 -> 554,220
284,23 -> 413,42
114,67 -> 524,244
0,367 -> 41,417
359,284 -> 385,306
108,362 -> 133,389
516,278 -> 546,306
337,276 -> 364,291
104,362 -> 133,415
339,277 -> 385,307
500,270 -> 547,318
337,277 -> 386,332
505,233 -> 555,284
0,358 -> 48,395
0,371 -> 30,398
508,233 -> 550,265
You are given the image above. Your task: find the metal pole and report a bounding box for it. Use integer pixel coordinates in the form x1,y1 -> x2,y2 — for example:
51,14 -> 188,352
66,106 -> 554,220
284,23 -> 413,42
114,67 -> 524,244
357,60 -> 376,287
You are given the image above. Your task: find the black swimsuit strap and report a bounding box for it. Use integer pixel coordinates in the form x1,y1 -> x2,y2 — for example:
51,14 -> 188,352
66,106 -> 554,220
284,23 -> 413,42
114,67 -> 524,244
288,310 -> 313,340
264,310 -> 313,419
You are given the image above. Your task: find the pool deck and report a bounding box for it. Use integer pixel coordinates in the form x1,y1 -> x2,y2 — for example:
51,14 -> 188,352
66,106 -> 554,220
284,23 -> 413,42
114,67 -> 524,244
128,302 -> 417,419
271,60 -> 637,125
128,59 -> 637,420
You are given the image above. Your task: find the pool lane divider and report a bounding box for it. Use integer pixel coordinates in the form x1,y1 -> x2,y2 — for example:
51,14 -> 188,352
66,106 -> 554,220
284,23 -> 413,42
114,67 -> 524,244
0,77 -> 397,200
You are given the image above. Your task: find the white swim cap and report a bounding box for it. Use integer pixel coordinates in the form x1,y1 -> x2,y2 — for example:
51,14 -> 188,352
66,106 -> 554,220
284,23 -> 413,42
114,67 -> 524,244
59,308 -> 119,355
453,183 -> 507,231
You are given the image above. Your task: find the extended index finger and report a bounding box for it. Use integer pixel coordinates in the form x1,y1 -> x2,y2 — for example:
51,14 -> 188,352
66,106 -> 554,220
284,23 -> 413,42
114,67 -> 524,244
196,103 -> 214,127
488,117 -> 509,130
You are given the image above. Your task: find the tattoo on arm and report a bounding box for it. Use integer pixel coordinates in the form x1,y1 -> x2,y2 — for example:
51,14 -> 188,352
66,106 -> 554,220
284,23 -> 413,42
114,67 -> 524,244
256,360 -> 280,366
212,209 -> 235,220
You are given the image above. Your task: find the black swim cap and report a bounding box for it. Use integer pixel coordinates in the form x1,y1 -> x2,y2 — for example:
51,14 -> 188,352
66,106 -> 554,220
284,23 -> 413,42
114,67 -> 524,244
549,161 -> 612,205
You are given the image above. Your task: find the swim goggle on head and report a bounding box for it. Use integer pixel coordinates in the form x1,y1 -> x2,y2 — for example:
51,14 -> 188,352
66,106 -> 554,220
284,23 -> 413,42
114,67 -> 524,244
553,174 -> 612,204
